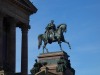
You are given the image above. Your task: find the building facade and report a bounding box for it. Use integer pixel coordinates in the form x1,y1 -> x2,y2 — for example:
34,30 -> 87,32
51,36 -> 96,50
0,0 -> 37,75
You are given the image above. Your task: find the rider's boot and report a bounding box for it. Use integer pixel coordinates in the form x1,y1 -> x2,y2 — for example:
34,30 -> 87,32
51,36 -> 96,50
52,36 -> 55,41
53,33 -> 55,40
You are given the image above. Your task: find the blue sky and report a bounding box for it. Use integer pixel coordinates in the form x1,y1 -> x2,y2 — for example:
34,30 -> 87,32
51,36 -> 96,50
16,0 -> 100,75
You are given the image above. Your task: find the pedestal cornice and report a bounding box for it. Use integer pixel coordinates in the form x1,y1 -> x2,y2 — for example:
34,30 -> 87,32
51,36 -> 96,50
38,51 -> 70,58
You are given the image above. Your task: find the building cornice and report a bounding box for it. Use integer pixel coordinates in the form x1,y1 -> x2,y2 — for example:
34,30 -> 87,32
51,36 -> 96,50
8,0 -> 37,14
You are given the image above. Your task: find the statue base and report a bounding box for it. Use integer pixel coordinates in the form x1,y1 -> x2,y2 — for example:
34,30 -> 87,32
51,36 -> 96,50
36,51 -> 75,75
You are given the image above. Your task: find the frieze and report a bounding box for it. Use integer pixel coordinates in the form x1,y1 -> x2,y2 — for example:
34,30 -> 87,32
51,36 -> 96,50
39,58 -> 59,65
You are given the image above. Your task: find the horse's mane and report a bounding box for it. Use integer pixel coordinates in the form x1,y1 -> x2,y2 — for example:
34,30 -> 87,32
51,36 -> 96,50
57,23 -> 67,29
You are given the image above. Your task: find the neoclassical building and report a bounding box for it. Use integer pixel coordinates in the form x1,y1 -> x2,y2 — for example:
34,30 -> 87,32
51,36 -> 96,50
0,0 -> 37,75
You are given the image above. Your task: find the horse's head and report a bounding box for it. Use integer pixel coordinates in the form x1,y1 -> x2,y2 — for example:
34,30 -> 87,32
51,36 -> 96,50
57,24 -> 67,33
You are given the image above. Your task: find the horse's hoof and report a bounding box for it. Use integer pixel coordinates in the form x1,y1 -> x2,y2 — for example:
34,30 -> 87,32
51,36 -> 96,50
46,49 -> 49,53
61,49 -> 63,51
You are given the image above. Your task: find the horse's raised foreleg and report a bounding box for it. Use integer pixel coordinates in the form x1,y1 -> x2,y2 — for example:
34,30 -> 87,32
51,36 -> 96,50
64,40 -> 71,49
58,41 -> 63,51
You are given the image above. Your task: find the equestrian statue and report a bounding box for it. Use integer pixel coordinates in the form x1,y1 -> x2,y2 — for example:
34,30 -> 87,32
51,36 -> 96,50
38,20 -> 71,53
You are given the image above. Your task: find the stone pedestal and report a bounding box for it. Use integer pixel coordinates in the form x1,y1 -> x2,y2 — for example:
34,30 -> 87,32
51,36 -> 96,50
37,51 -> 75,75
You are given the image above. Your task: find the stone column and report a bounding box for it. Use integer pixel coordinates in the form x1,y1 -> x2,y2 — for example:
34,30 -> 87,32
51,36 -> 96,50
7,18 -> 16,73
0,13 -> 4,69
21,25 -> 29,75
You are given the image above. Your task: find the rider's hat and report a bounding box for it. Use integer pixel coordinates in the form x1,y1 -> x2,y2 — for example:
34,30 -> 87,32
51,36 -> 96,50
51,20 -> 54,23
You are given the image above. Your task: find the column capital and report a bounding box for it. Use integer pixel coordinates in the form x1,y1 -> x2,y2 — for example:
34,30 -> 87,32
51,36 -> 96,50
20,24 -> 30,33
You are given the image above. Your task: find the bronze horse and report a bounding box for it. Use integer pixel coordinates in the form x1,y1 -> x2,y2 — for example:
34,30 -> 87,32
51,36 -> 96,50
38,24 -> 71,53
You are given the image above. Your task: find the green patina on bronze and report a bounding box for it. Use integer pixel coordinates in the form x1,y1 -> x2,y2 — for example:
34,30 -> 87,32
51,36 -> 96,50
56,57 -> 67,72
38,20 -> 71,53
56,57 -> 75,75
30,59 -> 42,75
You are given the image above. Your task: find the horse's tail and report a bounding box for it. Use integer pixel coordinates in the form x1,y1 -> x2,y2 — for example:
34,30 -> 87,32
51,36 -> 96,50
38,34 -> 43,49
